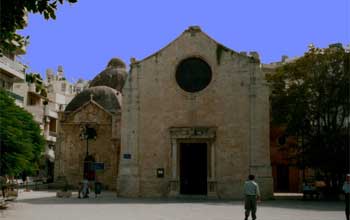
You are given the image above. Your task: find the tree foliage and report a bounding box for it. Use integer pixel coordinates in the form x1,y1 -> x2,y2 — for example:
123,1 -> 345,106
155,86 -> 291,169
0,89 -> 45,176
267,44 -> 350,179
0,0 -> 77,53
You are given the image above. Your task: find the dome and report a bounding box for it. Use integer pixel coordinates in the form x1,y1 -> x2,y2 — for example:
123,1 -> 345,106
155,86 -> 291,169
65,86 -> 121,113
89,58 -> 127,92
107,58 -> 126,69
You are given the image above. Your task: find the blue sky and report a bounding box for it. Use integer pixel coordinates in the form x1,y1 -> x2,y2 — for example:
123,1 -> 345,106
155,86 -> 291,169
20,0 -> 349,82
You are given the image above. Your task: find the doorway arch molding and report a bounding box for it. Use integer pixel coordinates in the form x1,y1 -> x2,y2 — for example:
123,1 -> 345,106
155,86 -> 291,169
168,127 -> 217,198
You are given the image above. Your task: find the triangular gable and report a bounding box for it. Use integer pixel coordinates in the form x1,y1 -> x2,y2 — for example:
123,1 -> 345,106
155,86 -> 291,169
133,26 -> 258,65
67,99 -> 113,118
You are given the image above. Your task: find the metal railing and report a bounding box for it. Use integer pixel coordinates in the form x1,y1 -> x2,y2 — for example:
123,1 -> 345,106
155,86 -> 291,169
6,90 -> 24,102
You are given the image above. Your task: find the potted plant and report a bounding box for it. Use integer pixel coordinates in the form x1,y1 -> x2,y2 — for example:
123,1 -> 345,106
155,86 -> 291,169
26,73 -> 45,94
40,88 -> 47,97
26,74 -> 36,92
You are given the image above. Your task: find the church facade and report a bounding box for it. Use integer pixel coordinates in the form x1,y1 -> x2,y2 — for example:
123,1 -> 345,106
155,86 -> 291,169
117,26 -> 273,198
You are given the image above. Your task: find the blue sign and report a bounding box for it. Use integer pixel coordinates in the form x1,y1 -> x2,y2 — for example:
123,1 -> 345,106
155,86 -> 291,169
94,162 -> 104,170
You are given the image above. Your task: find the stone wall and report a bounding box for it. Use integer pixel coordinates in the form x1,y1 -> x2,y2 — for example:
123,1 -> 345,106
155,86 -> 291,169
55,102 -> 121,190
118,27 -> 273,198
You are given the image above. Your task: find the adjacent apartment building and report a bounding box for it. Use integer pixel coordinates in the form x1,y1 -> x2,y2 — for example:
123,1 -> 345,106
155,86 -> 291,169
4,60 -> 89,181
0,51 -> 26,107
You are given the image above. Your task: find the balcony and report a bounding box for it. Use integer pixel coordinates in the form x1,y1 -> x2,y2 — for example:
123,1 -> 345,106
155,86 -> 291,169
44,105 -> 58,119
0,55 -> 25,81
28,83 -> 36,93
44,131 -> 57,142
6,90 -> 24,102
6,90 -> 24,107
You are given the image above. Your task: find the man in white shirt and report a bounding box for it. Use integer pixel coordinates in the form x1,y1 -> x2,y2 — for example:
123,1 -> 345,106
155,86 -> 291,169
244,174 -> 261,220
343,174 -> 350,220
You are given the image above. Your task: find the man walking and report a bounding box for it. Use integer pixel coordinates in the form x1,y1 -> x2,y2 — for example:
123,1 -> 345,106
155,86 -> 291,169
244,174 -> 261,220
343,174 -> 350,220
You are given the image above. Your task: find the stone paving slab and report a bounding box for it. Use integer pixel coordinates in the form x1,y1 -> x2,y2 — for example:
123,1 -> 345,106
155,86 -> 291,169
0,191 -> 345,220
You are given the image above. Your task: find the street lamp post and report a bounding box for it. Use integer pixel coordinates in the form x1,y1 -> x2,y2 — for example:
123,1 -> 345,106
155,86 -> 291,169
80,125 -> 89,157
80,124 -> 97,157
85,132 -> 89,157
80,124 -> 97,180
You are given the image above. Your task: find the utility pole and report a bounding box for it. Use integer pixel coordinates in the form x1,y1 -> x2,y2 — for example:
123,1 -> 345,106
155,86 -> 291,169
86,132 -> 89,157
80,123 -> 97,180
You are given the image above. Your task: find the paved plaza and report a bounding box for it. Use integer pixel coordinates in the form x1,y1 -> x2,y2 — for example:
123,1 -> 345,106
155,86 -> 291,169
0,191 -> 345,220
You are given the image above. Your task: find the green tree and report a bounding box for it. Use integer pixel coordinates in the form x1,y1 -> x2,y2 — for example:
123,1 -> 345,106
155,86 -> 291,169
267,44 -> 350,191
0,0 -> 77,53
0,89 -> 45,176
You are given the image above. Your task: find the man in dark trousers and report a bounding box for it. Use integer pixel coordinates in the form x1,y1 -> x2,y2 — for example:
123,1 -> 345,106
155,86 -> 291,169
343,174 -> 350,220
244,174 -> 261,220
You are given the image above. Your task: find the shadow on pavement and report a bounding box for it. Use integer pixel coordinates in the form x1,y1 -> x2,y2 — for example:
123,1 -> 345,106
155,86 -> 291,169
258,200 -> 343,211
14,191 -> 344,211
